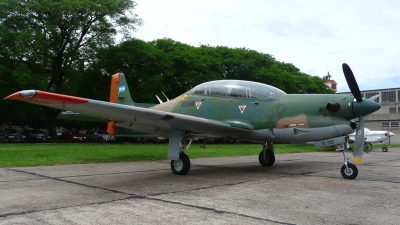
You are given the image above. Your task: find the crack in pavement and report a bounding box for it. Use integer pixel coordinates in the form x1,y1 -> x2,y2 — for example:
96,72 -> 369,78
3,167 -> 295,225
4,154 -> 398,224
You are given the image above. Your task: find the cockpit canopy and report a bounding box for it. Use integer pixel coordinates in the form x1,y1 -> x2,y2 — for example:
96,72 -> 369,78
191,80 -> 286,99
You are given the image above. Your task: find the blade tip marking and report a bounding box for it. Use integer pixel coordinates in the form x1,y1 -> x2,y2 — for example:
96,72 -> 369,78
353,158 -> 362,164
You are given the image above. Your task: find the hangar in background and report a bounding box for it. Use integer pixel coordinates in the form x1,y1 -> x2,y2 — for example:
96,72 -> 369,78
324,72 -> 399,144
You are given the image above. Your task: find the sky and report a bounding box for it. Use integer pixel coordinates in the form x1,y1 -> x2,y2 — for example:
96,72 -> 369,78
132,0 -> 400,93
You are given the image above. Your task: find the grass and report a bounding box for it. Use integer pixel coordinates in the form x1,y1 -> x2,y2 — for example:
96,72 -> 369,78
0,142 -> 396,168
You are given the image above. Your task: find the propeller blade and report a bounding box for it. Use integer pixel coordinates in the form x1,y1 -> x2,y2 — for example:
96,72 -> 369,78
353,116 -> 365,164
342,63 -> 362,102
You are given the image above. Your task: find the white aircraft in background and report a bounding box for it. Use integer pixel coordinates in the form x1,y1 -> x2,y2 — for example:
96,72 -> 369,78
349,128 -> 395,152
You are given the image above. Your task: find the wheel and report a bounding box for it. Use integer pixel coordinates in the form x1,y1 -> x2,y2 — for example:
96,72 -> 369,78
382,147 -> 388,152
171,153 -> 191,175
258,150 -> 275,166
97,137 -> 103,144
364,142 -> 372,153
341,163 -> 358,179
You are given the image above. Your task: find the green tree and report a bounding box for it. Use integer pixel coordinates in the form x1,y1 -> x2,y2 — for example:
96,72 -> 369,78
214,46 -> 333,94
0,0 -> 142,136
214,46 -> 275,80
86,39 -> 225,102
152,39 -> 224,96
83,38 -> 172,103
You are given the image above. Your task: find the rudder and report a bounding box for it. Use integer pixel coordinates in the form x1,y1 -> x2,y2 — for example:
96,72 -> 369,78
109,72 -> 135,105
108,72 -> 135,136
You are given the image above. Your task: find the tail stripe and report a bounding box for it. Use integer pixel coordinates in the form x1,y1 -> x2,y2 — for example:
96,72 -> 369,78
107,73 -> 121,136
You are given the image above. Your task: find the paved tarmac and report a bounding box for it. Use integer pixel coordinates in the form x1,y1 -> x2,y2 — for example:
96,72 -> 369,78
0,148 -> 399,225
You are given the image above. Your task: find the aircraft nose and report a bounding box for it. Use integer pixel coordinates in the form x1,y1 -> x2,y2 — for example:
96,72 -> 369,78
353,99 -> 381,117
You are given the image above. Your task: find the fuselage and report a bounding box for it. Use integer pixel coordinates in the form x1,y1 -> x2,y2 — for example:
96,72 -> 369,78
6,79 -> 380,144
151,80 -> 380,143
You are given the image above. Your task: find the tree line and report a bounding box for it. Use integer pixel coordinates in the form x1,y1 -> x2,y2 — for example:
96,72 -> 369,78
0,0 -> 334,137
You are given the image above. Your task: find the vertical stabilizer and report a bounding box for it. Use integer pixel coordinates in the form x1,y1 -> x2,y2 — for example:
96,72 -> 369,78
109,73 -> 135,105
108,72 -> 135,136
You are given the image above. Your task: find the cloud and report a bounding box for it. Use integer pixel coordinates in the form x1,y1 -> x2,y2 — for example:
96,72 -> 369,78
134,0 -> 400,92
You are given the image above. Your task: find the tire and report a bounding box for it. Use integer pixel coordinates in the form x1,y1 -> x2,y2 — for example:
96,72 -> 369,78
364,142 -> 372,153
382,147 -> 388,152
171,153 -> 191,175
341,163 -> 358,179
258,150 -> 275,166
97,137 -> 103,144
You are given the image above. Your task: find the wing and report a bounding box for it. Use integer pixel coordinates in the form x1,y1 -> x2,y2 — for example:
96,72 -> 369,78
58,111 -> 110,123
5,90 -> 253,139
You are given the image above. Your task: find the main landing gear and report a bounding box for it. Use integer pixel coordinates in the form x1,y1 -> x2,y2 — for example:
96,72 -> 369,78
258,141 -> 275,167
167,132 -> 278,175
168,130 -> 193,175
382,140 -> 389,152
171,153 -> 191,175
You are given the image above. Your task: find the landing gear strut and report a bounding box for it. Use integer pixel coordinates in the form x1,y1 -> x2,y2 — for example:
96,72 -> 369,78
168,130 -> 193,175
259,141 -> 275,167
341,141 -> 359,179
382,139 -> 389,152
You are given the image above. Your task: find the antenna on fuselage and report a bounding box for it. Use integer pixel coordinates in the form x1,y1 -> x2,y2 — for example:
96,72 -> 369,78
156,95 -> 163,104
162,92 -> 170,101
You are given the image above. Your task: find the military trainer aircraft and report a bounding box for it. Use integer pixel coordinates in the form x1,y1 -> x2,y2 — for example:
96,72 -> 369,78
5,63 -> 381,179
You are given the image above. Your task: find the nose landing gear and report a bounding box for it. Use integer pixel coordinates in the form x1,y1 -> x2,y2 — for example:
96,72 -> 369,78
340,142 -> 359,179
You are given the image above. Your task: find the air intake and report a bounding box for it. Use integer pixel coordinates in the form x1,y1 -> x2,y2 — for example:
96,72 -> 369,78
326,102 -> 340,112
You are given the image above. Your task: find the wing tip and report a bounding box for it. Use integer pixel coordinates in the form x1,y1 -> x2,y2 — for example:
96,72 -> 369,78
5,90 -> 88,104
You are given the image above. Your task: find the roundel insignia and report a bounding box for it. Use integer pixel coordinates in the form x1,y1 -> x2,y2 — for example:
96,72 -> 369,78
196,102 -> 202,110
239,105 -> 246,114
357,130 -> 362,135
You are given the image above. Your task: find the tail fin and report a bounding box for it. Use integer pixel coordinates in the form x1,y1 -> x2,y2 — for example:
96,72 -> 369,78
108,72 -> 135,136
109,72 -> 135,105
107,72 -> 156,136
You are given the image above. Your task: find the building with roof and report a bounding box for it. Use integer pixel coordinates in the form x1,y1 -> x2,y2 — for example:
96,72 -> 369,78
339,88 -> 400,144
323,72 -> 337,92
324,71 -> 399,144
